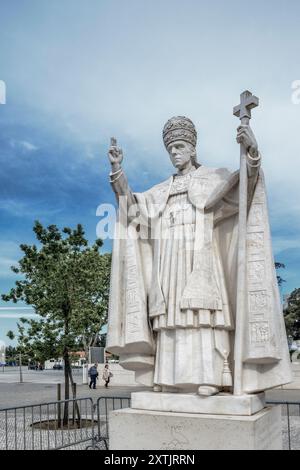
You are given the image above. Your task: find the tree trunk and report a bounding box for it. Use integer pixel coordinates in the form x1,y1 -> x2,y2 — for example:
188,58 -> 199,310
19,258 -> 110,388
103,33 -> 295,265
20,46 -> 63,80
68,366 -> 81,425
62,305 -> 71,426
92,333 -> 99,347
83,340 -> 89,363
63,348 -> 70,425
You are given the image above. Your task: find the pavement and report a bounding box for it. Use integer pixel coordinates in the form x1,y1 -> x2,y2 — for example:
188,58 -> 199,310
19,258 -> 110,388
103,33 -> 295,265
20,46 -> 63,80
0,366 -> 82,384
0,366 -> 299,409
0,368 -> 299,450
0,367 -> 149,409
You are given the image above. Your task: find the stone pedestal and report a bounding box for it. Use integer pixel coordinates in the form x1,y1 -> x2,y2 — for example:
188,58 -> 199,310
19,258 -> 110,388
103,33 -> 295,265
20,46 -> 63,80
109,405 -> 282,450
131,391 -> 265,416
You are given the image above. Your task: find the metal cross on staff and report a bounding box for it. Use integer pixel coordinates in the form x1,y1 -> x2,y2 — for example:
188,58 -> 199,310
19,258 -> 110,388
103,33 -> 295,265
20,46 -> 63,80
233,90 -> 259,395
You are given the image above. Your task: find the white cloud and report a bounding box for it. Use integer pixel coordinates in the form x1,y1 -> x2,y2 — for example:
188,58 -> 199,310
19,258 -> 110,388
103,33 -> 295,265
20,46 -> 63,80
20,141 -> 38,152
9,140 -> 39,152
0,79 -> 6,105
0,200 -> 29,217
0,241 -> 21,279
272,237 -> 300,256
0,313 -> 36,318
0,257 -> 18,279
0,306 -> 36,319
0,199 -> 62,218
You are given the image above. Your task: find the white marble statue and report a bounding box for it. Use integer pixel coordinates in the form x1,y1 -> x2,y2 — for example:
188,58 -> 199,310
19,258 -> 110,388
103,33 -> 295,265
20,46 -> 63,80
106,94 -> 292,396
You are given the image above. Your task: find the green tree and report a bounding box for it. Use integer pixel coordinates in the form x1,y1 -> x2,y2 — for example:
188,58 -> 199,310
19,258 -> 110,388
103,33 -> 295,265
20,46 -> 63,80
2,221 -> 111,422
7,317 -> 61,366
284,288 -> 300,341
4,345 -> 18,365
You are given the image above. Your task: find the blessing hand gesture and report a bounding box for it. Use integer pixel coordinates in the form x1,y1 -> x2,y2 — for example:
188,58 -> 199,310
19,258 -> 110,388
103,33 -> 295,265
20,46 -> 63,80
108,137 -> 123,167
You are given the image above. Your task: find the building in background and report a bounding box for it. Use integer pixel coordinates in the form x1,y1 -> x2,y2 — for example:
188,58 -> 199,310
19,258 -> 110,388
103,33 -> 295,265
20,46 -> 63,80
88,346 -> 104,364
44,351 -> 87,370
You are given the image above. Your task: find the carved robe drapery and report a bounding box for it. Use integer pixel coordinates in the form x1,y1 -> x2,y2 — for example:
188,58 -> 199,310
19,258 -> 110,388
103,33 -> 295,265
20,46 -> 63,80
106,164 -> 292,393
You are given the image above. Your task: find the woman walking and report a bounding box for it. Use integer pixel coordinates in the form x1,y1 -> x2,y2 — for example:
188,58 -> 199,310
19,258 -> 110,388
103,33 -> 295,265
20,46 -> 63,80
102,364 -> 112,388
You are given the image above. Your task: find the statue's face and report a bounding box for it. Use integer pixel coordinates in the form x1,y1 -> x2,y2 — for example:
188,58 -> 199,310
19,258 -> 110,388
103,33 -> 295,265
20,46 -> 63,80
167,140 -> 193,170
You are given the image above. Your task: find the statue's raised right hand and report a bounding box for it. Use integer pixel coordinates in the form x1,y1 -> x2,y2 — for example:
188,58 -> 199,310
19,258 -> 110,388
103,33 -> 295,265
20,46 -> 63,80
108,137 -> 123,166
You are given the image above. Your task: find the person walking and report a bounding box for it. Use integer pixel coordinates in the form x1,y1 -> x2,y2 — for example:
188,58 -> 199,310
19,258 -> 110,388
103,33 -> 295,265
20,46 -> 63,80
88,363 -> 98,389
102,364 -> 113,388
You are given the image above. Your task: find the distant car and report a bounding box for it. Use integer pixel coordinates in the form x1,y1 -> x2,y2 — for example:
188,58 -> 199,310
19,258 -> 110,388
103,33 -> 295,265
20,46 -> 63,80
53,364 -> 63,370
28,363 -> 37,370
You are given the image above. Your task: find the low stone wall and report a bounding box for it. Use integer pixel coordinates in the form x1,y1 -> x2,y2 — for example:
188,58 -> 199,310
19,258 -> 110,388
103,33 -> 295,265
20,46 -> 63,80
278,363 -> 300,390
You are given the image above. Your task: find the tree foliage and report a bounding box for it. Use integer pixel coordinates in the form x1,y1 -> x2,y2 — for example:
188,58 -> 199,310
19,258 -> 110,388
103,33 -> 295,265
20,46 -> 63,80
3,345 -> 19,365
2,221 -> 111,408
7,317 -> 61,364
275,262 -> 286,287
284,288 -> 300,341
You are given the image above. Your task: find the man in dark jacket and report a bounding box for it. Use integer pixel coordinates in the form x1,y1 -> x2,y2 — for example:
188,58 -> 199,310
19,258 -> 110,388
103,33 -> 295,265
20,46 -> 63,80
88,363 -> 98,389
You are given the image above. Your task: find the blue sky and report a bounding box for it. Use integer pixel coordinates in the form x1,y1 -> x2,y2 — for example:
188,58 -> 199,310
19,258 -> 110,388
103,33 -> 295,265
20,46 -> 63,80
1,0 -> 300,345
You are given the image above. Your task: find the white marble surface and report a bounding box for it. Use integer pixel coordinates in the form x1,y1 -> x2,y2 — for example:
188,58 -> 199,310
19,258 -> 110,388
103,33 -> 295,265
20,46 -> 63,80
109,406 -> 282,450
131,391 -> 265,416
106,115 -> 292,395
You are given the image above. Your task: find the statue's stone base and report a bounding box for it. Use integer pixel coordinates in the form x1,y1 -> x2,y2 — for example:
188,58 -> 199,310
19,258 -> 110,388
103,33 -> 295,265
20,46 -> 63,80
109,406 -> 282,450
131,391 -> 265,416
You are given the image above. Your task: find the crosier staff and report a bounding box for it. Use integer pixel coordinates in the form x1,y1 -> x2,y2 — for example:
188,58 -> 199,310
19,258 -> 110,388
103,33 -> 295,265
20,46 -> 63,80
233,90 -> 259,395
